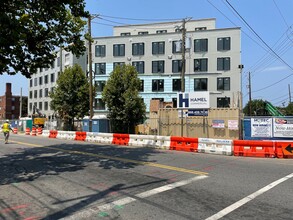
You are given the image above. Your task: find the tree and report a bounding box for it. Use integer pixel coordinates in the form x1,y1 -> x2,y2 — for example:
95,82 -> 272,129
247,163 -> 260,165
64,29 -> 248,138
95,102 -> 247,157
285,102 -> 293,115
102,64 -> 146,133
50,64 -> 90,130
0,0 -> 89,78
243,99 -> 267,116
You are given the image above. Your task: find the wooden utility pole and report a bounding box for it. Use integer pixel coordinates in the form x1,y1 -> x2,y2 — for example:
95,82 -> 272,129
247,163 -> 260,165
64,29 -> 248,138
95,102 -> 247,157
88,16 -> 93,132
248,72 -> 252,115
289,84 -> 292,104
180,19 -> 186,137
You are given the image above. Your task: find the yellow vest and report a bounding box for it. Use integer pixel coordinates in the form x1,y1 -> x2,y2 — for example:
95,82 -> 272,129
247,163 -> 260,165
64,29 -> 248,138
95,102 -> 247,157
2,123 -> 10,132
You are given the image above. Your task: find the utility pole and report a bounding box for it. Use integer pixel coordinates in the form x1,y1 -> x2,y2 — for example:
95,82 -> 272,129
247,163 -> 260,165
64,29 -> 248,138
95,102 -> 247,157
289,84 -> 292,103
19,88 -> 22,118
88,16 -> 94,132
180,19 -> 186,137
248,71 -> 252,115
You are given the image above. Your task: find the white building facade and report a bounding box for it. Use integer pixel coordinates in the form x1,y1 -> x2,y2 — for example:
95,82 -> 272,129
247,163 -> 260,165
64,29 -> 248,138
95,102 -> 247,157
93,19 -> 242,116
28,18 -> 242,118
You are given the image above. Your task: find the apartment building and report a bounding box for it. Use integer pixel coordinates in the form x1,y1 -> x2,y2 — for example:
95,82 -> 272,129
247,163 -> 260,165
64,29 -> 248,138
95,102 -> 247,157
93,18 -> 242,116
28,18 -> 242,119
0,83 -> 27,120
27,51 -> 87,117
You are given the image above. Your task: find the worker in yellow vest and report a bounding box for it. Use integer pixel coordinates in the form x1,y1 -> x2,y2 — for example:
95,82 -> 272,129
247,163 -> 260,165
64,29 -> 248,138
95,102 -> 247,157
1,120 -> 13,144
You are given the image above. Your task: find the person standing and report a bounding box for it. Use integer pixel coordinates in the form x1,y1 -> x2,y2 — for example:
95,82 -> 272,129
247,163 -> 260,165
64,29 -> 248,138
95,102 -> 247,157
1,120 -> 13,144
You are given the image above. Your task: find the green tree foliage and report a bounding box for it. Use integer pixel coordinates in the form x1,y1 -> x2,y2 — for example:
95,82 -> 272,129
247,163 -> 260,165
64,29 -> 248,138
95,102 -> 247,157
243,99 -> 267,116
0,0 -> 89,78
50,64 -> 90,130
102,64 -> 146,133
285,102 -> 293,115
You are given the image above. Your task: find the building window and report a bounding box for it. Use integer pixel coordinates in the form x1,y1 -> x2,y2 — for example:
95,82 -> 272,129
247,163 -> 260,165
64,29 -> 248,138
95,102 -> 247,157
51,60 -> 55,69
194,39 -> 208,52
50,73 -> 55,83
152,79 -> 164,92
95,63 -> 106,75
40,68 -> 43,72
95,98 -> 105,110
121,32 -> 130,36
29,103 -> 32,112
172,60 -> 183,73
217,37 -> 231,51
39,89 -> 42,98
152,42 -> 165,55
39,102 -> 42,110
217,77 -> 230,90
39,76 -> 43,85
44,101 -> 48,110
95,45 -> 106,57
217,97 -> 230,108
156,30 -> 167,34
172,40 -> 182,53
138,31 -> 148,35
217,57 -> 230,71
95,81 -> 106,92
152,61 -> 165,73
45,88 -> 49,97
45,75 -> 48,84
195,27 -> 207,31
132,61 -> 144,74
51,87 -> 54,93
194,78 -> 208,91
64,53 -> 70,65
30,79 -> 33,87
34,78 -> 38,86
194,58 -> 208,72
34,90 -> 37,98
172,79 -> 181,91
29,91 -> 32,99
139,80 -> 144,92
57,57 -> 61,67
113,44 -> 125,56
113,62 -> 125,69
132,43 -> 144,56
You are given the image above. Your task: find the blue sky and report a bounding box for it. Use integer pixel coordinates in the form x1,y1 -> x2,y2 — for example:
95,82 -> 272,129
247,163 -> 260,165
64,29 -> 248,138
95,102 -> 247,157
1,0 -> 293,107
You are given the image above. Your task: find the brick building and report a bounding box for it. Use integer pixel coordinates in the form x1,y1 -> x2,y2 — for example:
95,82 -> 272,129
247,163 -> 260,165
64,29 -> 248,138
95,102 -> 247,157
0,83 -> 28,120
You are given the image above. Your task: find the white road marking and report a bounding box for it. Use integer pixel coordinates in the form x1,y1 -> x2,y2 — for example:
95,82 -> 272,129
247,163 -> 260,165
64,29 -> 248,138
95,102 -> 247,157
63,175 -> 208,219
206,172 -> 293,220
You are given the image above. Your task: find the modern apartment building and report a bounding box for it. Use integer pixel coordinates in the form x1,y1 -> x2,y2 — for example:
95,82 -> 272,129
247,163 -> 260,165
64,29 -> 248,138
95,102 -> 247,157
28,18 -> 242,119
27,51 -> 87,117
93,18 -> 242,116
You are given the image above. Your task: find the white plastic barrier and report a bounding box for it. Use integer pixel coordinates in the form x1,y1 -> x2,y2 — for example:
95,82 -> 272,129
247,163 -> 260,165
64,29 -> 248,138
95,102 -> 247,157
66,131 -> 76,140
56,131 -> 69,140
96,133 -> 113,144
86,132 -> 100,142
198,138 -> 233,155
154,136 -> 171,150
129,135 -> 156,147
42,130 -> 50,138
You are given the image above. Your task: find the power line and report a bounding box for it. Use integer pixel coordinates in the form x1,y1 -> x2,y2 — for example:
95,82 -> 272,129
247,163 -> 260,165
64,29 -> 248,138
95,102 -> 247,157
273,0 -> 290,28
98,14 -> 183,22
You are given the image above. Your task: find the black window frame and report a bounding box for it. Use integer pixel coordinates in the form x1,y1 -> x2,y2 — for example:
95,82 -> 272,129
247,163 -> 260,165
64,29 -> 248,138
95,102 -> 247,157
152,41 -> 165,55
172,60 -> 183,73
217,57 -> 231,71
152,79 -> 164,92
194,78 -> 208,91
217,77 -> 230,91
95,45 -> 106,57
132,61 -> 145,74
217,37 -> 231,51
132,43 -> 145,56
95,81 -> 106,92
152,60 -> 165,73
194,39 -> 208,52
172,79 -> 181,92
172,40 -> 182,53
194,58 -> 208,72
217,97 -> 230,108
113,44 -> 125,56
95,63 -> 106,75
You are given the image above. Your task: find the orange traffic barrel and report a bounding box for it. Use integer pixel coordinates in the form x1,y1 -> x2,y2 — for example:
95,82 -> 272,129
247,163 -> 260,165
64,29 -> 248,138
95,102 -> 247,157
13,127 -> 18,134
31,127 -> 37,136
37,127 -> 43,135
25,128 -> 30,135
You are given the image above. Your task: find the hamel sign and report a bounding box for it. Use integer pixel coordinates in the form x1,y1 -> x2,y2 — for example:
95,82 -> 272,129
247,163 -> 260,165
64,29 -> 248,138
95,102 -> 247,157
177,92 -> 210,109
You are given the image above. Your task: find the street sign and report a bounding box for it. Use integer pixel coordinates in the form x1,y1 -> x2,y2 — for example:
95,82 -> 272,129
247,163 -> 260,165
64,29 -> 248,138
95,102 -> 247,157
282,144 -> 293,156
187,109 -> 208,116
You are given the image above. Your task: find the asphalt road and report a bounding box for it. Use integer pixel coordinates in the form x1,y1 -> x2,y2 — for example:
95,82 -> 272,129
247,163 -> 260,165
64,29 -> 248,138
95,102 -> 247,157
0,133 -> 292,220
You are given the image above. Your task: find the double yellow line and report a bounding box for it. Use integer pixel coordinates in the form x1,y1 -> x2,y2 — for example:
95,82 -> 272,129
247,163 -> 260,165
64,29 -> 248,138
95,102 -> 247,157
10,140 -> 209,176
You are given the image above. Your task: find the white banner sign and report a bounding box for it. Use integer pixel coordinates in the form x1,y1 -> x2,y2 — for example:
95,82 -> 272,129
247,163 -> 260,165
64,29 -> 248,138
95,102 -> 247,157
273,118 -> 293,138
251,118 -> 272,137
177,92 -> 210,109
